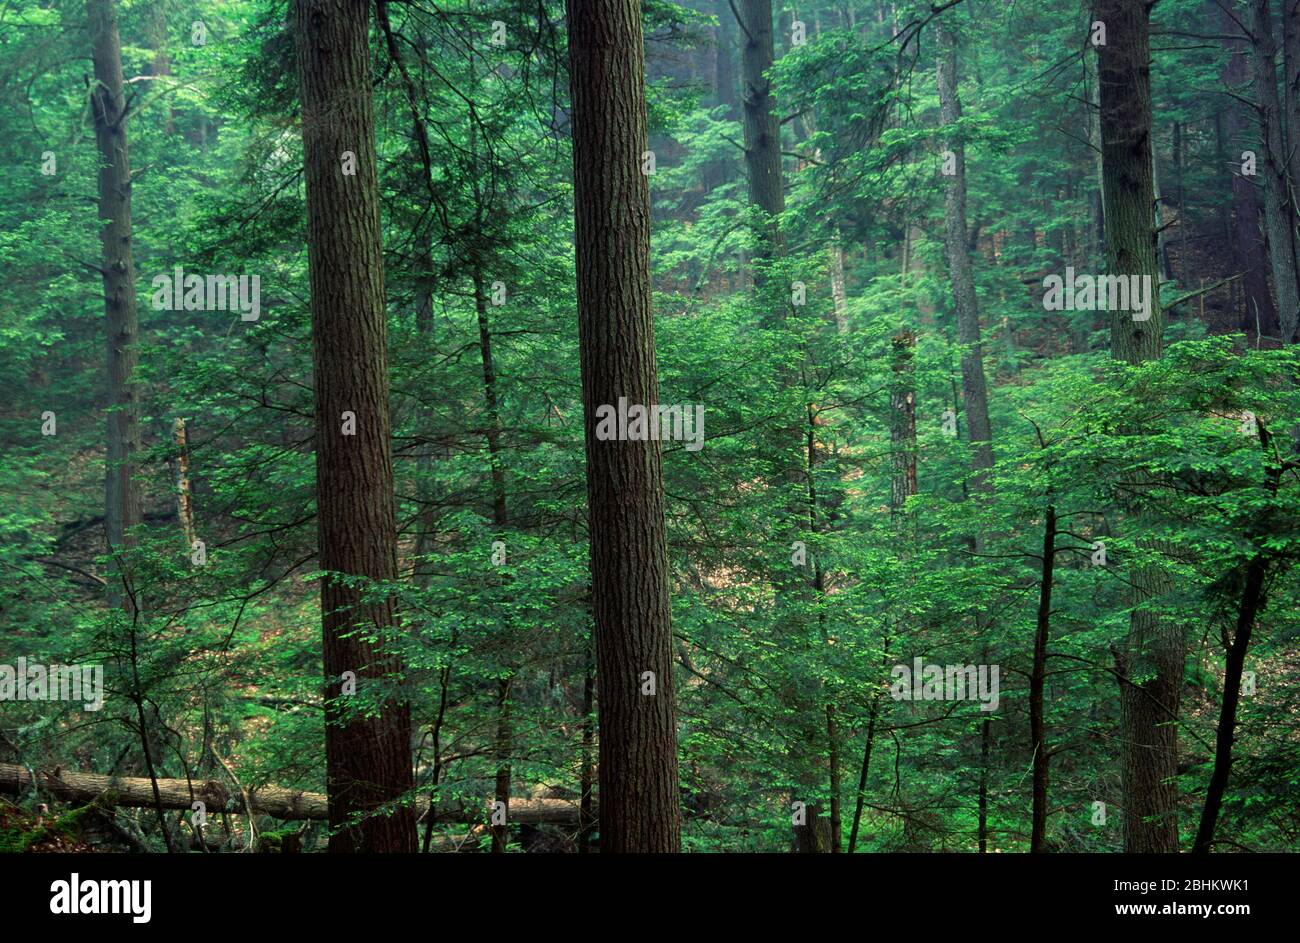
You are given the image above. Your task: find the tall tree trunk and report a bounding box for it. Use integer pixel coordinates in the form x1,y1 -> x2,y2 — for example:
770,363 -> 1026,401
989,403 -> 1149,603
88,0 -> 142,612
847,330 -> 917,853
736,0 -> 785,283
805,404 -> 841,853
1282,0 -> 1300,253
936,20 -> 993,493
938,21 -> 998,853
1250,0 -> 1300,344
293,0 -> 416,854
567,0 -> 682,853
1095,0 -> 1181,853
735,0 -> 827,851
977,710 -> 990,852
1087,44 -> 1106,267
704,0 -> 739,194
1220,1 -> 1279,337
471,263 -> 514,853
578,629 -> 596,853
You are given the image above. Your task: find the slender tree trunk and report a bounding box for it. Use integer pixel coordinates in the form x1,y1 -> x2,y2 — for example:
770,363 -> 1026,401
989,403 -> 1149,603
704,0 -> 739,194
805,404 -> 841,853
578,630 -> 596,853
936,20 -> 993,492
1030,503 -> 1055,853
470,263 -> 514,853
847,700 -> 878,853
1192,554 -> 1265,852
1193,425 -> 1281,852
1152,140 -> 1174,283
847,331 -> 917,853
171,418 -> 196,550
977,712 -> 990,852
889,331 -> 918,515
88,0 -> 142,612
829,236 -> 849,333
293,0 -> 416,854
567,0 -> 681,854
1250,0 -> 1300,343
736,1 -> 825,848
937,22 -> 998,854
1095,0 -> 1180,854
491,677 -> 512,853
1087,46 -> 1106,266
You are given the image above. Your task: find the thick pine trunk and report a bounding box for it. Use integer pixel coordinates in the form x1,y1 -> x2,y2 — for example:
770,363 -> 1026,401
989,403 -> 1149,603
88,0 -> 143,611
737,0 -> 785,280
936,21 -> 993,493
293,0 -> 416,854
567,0 -> 682,853
1095,0 -> 1181,853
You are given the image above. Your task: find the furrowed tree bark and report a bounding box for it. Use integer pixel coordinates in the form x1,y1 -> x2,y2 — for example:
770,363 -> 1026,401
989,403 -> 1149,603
88,0 -> 142,612
292,0 -> 416,854
1095,0 -> 1181,853
567,0 -> 682,854
736,0 -> 786,285
936,19 -> 993,494
1250,0 -> 1300,344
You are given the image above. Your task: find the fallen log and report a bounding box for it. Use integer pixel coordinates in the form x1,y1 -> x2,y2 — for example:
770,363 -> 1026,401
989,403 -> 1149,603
0,763 -> 581,825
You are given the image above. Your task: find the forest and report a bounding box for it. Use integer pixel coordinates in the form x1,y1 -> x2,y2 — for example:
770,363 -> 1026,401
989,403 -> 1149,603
0,0 -> 1297,857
